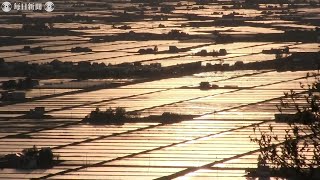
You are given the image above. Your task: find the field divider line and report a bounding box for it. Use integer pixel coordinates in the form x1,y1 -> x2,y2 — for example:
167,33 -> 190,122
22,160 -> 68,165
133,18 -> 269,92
156,125 -> 314,180
1,71 -> 307,141
0,78 -> 160,107
131,71 -> 308,116
28,41 -> 177,63
36,119 -> 269,179
0,70 -> 274,140
27,77 -> 312,178
48,70 -> 272,115
39,76 -> 313,178
4,41 -> 137,60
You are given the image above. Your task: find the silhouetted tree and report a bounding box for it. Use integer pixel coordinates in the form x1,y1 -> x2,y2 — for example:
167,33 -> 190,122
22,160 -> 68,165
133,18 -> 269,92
38,148 -> 54,168
249,73 -> 320,179
115,107 -> 126,120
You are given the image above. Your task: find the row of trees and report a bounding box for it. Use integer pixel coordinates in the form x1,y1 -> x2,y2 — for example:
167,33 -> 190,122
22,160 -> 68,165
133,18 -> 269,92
83,107 -> 127,124
0,146 -> 59,169
2,77 -> 39,90
83,107 -> 188,125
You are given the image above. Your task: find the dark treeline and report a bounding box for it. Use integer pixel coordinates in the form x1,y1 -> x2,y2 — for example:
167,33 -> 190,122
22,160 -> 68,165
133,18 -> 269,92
0,52 -> 319,80
0,58 -> 203,79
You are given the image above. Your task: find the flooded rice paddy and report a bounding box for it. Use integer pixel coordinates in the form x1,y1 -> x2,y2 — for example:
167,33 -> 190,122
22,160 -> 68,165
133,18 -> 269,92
0,69 -> 318,179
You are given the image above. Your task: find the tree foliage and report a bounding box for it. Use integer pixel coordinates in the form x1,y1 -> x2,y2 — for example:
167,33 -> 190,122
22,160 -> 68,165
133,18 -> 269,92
83,107 -> 127,124
249,73 -> 320,178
